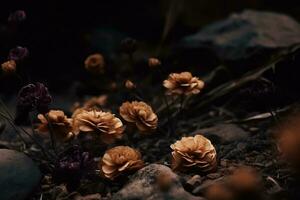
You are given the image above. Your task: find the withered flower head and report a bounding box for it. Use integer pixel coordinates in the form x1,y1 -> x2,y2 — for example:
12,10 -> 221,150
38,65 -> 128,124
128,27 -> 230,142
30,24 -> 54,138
73,110 -> 124,144
1,60 -> 16,73
119,101 -> 158,132
148,57 -> 161,68
163,72 -> 204,96
100,146 -> 144,180
8,46 -> 29,62
120,37 -> 137,54
170,134 -> 217,173
37,110 -> 73,142
8,10 -> 26,23
15,82 -> 52,125
125,80 -> 136,90
84,53 -> 105,74
53,145 -> 92,191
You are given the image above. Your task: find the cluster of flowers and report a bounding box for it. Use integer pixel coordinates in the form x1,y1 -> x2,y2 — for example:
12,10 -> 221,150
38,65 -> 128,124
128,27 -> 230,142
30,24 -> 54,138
1,10 -> 28,74
12,50 -> 216,182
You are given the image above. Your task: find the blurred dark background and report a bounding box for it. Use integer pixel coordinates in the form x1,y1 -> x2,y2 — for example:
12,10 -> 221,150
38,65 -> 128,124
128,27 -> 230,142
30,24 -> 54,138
0,0 -> 299,94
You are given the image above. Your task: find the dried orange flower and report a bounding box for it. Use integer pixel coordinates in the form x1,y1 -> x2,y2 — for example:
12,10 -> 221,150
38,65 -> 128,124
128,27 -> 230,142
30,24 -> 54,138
100,146 -> 144,180
37,110 -> 73,142
73,110 -> 124,144
125,80 -> 136,90
170,135 -> 217,172
1,60 -> 16,73
148,57 -> 161,68
119,101 -> 158,132
84,53 -> 105,74
163,72 -> 204,96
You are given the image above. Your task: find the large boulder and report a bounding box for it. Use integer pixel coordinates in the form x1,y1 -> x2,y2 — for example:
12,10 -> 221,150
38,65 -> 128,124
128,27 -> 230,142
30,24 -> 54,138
179,10 -> 300,63
112,164 -> 205,200
0,149 -> 42,200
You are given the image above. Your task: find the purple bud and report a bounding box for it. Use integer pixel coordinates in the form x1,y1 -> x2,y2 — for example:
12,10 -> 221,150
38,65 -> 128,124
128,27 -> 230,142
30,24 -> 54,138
8,46 -> 29,62
53,145 -> 93,191
8,10 -> 26,23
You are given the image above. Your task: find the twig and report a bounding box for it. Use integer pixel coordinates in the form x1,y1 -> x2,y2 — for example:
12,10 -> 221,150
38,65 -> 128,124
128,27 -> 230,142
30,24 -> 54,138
45,115 -> 58,155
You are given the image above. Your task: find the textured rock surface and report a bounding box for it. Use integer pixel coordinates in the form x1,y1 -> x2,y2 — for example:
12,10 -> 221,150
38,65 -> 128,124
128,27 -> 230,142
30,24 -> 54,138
180,10 -> 300,61
112,164 -> 205,200
192,124 -> 249,144
0,149 -> 41,200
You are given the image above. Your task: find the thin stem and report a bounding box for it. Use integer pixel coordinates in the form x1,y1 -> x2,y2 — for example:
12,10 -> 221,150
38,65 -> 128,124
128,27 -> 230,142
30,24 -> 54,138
0,112 -> 53,162
45,115 -> 58,155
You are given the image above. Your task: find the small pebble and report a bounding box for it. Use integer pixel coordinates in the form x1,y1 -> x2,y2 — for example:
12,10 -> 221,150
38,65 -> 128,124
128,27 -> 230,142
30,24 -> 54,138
207,173 -> 221,179
186,175 -> 202,187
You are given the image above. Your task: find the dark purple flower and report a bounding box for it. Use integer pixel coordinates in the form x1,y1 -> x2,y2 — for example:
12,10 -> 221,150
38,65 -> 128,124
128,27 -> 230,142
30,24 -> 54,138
120,37 -> 137,54
53,145 -> 93,191
8,46 -> 29,62
15,83 -> 52,125
8,10 -> 26,23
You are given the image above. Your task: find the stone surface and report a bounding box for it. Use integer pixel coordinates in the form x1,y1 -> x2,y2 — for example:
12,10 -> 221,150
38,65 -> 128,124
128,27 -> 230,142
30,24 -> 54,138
180,10 -> 300,61
192,124 -> 249,144
112,164 -> 205,200
0,149 -> 42,200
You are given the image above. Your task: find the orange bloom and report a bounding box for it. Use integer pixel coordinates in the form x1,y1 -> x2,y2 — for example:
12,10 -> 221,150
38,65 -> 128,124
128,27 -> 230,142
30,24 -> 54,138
171,135 -> 217,172
119,101 -> 158,132
1,60 -> 16,73
37,110 -> 73,142
163,72 -> 204,96
73,110 -> 124,144
100,146 -> 144,180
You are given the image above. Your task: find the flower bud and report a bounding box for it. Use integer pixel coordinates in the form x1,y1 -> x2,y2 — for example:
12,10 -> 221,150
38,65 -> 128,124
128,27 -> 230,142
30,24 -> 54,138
84,53 -> 105,74
148,58 -> 161,68
1,60 -> 16,73
8,46 -> 29,62
8,10 -> 26,23
125,80 -> 136,90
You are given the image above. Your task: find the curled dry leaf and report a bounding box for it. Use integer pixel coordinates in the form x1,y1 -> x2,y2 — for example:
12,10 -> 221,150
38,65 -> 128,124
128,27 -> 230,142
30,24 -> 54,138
119,101 -> 158,132
37,110 -> 73,142
163,72 -> 204,96
73,110 -> 124,144
170,134 -> 217,173
100,146 -> 144,180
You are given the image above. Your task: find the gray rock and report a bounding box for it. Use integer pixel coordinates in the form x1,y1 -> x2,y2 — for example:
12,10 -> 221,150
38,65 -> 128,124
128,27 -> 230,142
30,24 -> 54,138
112,164 -> 205,200
192,124 -> 249,144
0,149 -> 42,200
180,10 -> 300,61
